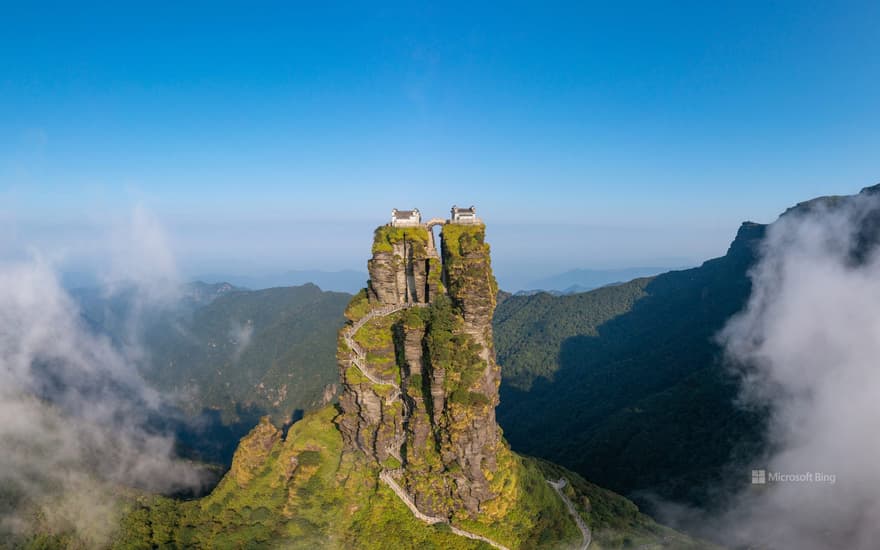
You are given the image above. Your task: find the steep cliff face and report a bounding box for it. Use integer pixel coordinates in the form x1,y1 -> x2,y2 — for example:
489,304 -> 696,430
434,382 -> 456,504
366,226 -> 442,305
338,222 -> 507,519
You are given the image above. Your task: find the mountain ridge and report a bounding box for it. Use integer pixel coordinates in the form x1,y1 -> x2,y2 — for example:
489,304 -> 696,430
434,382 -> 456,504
494,218 -> 768,511
493,187 -> 880,515
105,217 -> 708,549
525,266 -> 688,294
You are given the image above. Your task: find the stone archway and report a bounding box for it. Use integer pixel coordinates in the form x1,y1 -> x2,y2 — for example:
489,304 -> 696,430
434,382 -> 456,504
424,217 -> 446,257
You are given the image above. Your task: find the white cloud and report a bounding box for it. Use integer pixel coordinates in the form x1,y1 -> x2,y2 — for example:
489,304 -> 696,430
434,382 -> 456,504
715,190 -> 880,549
0,207 -> 206,544
228,319 -> 254,362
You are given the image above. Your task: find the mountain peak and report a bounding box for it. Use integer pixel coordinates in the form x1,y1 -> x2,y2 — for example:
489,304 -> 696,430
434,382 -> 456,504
108,214 -> 709,550
338,220 -> 505,518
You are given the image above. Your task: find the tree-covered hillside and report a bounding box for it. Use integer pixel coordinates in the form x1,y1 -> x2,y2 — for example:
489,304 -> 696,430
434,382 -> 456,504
494,222 -> 769,510
142,284 -> 349,423
76,283 -> 350,428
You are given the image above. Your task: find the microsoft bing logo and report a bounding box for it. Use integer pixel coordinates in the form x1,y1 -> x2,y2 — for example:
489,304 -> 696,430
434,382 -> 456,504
751,469 -> 766,484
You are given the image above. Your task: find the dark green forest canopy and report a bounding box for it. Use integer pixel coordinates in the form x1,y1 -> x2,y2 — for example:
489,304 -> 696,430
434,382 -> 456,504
142,284 -> 349,423
493,222 -> 769,510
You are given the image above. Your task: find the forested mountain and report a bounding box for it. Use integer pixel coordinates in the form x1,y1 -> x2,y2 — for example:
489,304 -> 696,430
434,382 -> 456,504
144,284 -> 349,422
67,187 -> 879,532
75,283 -> 350,426
494,221 -> 769,509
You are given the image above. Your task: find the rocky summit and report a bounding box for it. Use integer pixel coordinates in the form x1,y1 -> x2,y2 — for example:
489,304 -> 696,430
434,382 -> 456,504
338,221 -> 504,518
98,211 -> 709,550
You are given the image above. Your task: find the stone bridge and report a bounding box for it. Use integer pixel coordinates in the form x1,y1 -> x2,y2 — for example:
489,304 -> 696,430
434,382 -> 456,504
424,217 -> 446,255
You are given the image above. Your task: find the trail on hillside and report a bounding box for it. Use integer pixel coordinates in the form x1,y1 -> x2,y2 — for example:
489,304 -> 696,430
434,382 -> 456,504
348,302 -> 588,550
548,478 -> 592,549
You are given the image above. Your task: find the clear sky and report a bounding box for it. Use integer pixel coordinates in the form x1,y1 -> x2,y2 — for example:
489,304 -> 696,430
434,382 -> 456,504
2,1 -> 879,289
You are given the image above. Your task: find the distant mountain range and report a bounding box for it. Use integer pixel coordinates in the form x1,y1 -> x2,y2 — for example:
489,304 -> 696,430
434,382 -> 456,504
61,269 -> 369,295
523,266 -> 690,294
193,269 -> 367,293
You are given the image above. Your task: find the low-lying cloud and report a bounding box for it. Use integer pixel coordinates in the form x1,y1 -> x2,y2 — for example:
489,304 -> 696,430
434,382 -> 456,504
715,190 -> 880,549
228,319 -> 254,362
0,208 -> 207,545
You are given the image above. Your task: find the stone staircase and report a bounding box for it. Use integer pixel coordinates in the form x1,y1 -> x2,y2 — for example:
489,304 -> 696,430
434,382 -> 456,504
379,470 -> 511,550
347,301 -> 511,550
347,301 -> 584,550
342,302 -> 428,387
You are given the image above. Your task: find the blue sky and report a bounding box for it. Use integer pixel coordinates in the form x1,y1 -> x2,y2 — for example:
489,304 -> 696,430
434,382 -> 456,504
2,1 -> 879,289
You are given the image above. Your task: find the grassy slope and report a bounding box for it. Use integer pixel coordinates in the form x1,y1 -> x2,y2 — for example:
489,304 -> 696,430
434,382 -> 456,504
493,223 -> 768,509
110,406 -> 711,550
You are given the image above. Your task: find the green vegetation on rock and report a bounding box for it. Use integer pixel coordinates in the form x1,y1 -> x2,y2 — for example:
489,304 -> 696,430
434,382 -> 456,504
440,223 -> 489,258
372,225 -> 429,254
110,406 -> 709,550
441,224 -> 499,306
344,288 -> 372,322
424,295 -> 485,399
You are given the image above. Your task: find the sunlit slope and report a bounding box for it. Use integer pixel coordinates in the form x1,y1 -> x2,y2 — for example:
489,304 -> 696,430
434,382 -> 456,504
112,406 -> 712,549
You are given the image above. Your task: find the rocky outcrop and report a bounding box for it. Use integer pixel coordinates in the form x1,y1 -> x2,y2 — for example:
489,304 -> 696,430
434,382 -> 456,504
441,224 -> 499,337
366,226 -> 442,305
337,221 -> 506,519
228,416 -> 282,488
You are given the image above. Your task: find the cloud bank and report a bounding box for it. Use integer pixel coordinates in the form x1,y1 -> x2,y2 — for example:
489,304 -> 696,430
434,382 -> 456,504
0,208 -> 206,545
716,190 -> 880,549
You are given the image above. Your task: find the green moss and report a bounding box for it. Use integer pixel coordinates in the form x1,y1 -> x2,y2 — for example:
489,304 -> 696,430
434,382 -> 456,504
402,306 -> 428,329
354,316 -> 394,350
440,224 -> 488,258
372,225 -> 430,254
423,295 -> 485,399
451,452 -> 579,548
439,223 -> 499,320
297,450 -> 322,467
344,365 -> 367,385
407,373 -> 424,397
449,389 -> 490,407
427,256 -> 445,293
344,288 -> 371,322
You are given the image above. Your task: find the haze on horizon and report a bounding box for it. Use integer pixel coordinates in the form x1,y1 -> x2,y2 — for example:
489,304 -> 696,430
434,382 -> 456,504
2,2 -> 879,289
